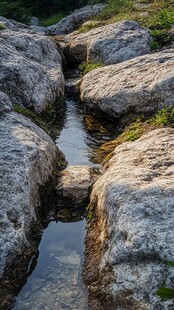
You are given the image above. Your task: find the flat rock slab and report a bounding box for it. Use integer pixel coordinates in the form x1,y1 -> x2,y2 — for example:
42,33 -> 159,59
56,165 -> 96,209
80,49 -> 174,118
84,128 -> 174,309
64,20 -> 150,65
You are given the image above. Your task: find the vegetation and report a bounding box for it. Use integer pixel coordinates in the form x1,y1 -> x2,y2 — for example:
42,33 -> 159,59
156,261 -> 174,299
79,61 -> 104,75
0,23 -> 6,30
78,20 -> 104,33
39,13 -> 65,27
0,0 -> 98,23
14,105 -> 48,132
93,107 -> 174,164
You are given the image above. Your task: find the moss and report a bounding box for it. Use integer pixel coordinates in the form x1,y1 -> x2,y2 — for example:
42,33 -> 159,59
0,23 -> 6,30
14,96 -> 66,131
79,61 -> 104,75
40,95 -> 66,123
14,105 -> 48,132
78,20 -> 104,33
86,204 -> 93,222
94,107 -> 174,165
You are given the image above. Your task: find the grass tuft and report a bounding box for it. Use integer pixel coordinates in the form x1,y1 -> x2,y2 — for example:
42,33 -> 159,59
79,61 -> 104,75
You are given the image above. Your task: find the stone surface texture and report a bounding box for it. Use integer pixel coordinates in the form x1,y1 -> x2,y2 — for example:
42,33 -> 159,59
0,111 -> 60,278
56,165 -> 94,208
64,20 -> 150,65
47,4 -> 105,35
80,49 -> 174,118
0,29 -> 64,113
0,16 -> 29,31
0,91 -> 13,114
84,128 -> 174,309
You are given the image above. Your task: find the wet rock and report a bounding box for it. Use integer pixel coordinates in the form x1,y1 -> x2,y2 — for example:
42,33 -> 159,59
56,166 -> 95,209
47,4 -> 105,35
80,49 -> 174,118
84,128 -> 174,309
0,29 -> 64,113
64,20 -> 150,65
0,110 -> 65,308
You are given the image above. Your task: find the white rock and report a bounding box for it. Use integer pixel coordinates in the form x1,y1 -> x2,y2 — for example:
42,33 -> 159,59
0,111 -> 62,281
80,49 -> 174,117
56,165 -> 94,208
47,4 -> 106,35
0,30 -> 64,113
85,128 -> 174,309
64,20 -> 150,65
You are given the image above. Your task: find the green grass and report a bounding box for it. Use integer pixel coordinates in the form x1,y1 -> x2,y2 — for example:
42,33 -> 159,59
150,29 -> 171,50
93,107 -> 174,164
79,61 -> 104,75
92,0 -> 174,50
39,13 -> 66,27
78,20 -> 104,33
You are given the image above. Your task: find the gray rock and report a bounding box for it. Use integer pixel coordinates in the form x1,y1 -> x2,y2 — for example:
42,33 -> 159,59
0,110 -> 62,281
29,25 -> 48,35
0,92 -> 13,114
64,20 -> 151,65
47,4 -> 105,35
30,16 -> 39,26
84,128 -> 174,309
56,165 -> 94,208
0,16 -> 28,31
0,30 -> 64,113
80,49 -> 174,118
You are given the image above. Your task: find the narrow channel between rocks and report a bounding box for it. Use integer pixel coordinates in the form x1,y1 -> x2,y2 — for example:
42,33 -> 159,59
11,78 -> 118,310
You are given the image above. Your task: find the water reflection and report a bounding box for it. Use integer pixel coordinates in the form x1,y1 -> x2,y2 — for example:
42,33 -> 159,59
12,97 -> 117,310
13,221 -> 88,310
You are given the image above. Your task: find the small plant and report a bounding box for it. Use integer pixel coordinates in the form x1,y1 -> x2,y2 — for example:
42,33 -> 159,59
79,61 -> 104,75
149,107 -> 174,126
0,23 -> 6,30
156,261 -> 174,299
78,20 -> 103,33
150,29 -> 171,50
86,204 -> 93,222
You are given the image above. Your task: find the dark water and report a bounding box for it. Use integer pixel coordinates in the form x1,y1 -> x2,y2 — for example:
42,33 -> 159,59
13,99 -> 117,310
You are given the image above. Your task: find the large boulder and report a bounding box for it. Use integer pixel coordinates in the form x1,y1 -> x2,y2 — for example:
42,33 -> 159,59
64,20 -> 151,65
0,29 -> 64,113
47,4 -> 105,35
84,128 -> 174,309
80,49 -> 174,118
0,105 -> 65,308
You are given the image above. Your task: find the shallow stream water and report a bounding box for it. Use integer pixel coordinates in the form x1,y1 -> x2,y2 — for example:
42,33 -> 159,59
13,98 -> 117,310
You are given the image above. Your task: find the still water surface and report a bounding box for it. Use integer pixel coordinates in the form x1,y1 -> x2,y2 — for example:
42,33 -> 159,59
13,99 -> 116,309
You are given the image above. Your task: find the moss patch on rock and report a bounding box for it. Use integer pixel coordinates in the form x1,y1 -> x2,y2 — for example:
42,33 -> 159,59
93,107 -> 174,165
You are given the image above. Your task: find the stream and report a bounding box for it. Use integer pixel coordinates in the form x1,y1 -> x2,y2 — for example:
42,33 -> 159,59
12,97 -> 117,310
